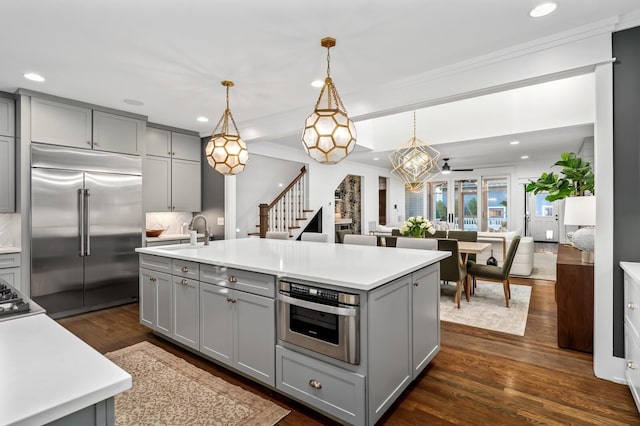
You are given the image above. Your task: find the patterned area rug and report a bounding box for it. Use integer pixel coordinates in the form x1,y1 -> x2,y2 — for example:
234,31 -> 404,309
106,341 -> 289,426
440,281 -> 532,336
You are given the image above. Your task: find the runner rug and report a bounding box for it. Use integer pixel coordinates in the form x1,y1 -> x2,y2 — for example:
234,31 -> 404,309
440,281 -> 532,336
105,341 -> 289,426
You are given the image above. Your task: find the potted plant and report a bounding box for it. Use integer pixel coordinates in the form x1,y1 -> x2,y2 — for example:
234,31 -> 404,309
525,152 -> 594,201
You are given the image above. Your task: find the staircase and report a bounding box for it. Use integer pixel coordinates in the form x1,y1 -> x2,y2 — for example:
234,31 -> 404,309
253,166 -> 314,239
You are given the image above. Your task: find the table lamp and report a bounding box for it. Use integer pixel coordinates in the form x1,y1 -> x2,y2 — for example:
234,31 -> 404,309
564,196 -> 595,263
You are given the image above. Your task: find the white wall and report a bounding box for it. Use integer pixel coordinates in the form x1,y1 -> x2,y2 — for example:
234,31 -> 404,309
234,154 -> 304,238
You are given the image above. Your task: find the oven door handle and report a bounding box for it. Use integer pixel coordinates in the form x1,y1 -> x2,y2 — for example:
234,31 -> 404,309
277,293 -> 358,317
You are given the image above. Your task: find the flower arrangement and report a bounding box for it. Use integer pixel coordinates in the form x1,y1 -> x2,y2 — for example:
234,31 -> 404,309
400,216 -> 436,238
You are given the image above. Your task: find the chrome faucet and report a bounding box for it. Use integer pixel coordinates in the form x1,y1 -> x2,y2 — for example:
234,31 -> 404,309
189,215 -> 210,245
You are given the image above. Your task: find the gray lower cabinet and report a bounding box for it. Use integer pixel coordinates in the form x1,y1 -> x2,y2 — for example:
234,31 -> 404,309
623,267 -> 640,412
276,345 -> 366,426
172,259 -> 200,350
412,266 -> 440,378
30,97 -> 143,154
200,281 -> 275,386
0,252 -> 21,290
0,136 -> 15,213
139,268 -> 172,336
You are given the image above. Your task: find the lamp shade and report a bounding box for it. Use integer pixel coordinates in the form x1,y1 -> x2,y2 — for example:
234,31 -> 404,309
563,196 -> 595,226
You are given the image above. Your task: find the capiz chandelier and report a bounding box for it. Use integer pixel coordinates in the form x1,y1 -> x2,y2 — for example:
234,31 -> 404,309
389,111 -> 441,192
205,80 -> 248,176
302,37 -> 357,164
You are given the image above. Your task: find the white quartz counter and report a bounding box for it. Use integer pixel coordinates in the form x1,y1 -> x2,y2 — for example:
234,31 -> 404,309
0,314 -> 131,425
0,246 -> 20,254
136,238 -> 449,291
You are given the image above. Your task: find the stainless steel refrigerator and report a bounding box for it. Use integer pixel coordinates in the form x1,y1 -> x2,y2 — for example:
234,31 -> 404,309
31,143 -> 142,317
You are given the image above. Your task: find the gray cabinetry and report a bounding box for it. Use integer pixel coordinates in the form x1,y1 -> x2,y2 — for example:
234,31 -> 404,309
0,136 -> 15,213
200,281 -> 275,386
0,96 -> 15,137
0,252 -> 21,291
411,266 -> 440,378
139,268 -> 172,336
172,276 -> 200,350
276,345 -> 365,426
144,126 -> 201,213
622,264 -> 640,412
368,274 -> 412,424
31,97 -> 143,154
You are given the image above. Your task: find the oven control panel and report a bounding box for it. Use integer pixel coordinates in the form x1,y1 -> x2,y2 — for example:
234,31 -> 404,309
279,281 -> 359,307
290,283 -> 338,302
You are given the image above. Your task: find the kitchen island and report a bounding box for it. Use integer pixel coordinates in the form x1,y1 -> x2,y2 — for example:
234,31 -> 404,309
135,238 -> 448,425
0,314 -> 131,425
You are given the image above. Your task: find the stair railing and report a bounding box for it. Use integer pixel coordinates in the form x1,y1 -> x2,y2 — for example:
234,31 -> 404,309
259,166 -> 307,238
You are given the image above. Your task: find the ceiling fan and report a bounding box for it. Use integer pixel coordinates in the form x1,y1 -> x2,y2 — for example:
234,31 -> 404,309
441,158 -> 474,174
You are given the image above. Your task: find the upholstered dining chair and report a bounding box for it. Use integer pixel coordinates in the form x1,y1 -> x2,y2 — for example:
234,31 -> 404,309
385,228 -> 401,248
343,234 -> 377,246
265,231 -> 290,240
467,235 -> 521,307
396,237 -> 438,250
301,232 -> 328,242
447,230 -> 478,266
437,238 -> 468,308
335,229 -> 353,244
425,230 -> 448,239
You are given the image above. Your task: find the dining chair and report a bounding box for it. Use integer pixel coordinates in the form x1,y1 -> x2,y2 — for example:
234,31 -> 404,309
343,234 -> 377,246
265,231 -> 290,240
467,235 -> 521,307
425,230 -> 447,239
437,238 -> 468,308
447,230 -> 478,264
396,237 -> 438,250
301,232 -> 328,242
335,229 -> 353,244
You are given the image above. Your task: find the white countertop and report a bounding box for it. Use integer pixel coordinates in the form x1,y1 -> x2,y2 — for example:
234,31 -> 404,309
0,246 -> 21,254
621,262 -> 640,283
136,238 -> 449,291
0,314 -> 131,425
146,233 -> 204,243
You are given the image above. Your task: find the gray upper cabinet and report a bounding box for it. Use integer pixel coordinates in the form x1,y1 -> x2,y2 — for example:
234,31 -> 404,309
31,98 -> 92,149
93,111 -> 144,155
0,136 -> 15,213
146,127 -> 171,158
144,156 -> 172,212
31,97 -> 143,154
171,159 -> 201,212
171,132 -> 201,161
0,97 -> 15,137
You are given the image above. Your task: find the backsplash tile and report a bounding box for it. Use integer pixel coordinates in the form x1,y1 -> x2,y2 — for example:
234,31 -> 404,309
146,212 -> 194,235
335,175 -> 362,234
0,214 -> 20,247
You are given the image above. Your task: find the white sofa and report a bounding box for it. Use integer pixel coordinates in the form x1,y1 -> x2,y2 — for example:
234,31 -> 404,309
476,231 -> 534,277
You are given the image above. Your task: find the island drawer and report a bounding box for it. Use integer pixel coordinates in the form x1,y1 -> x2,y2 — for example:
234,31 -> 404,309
139,254 -> 172,274
200,265 -> 275,298
275,345 -> 365,426
172,259 -> 199,280
0,253 -> 20,269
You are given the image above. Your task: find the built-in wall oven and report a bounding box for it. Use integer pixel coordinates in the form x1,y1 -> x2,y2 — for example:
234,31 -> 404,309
277,280 -> 360,365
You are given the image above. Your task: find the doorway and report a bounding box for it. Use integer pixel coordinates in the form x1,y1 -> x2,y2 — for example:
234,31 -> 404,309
525,189 -> 559,242
378,177 -> 387,225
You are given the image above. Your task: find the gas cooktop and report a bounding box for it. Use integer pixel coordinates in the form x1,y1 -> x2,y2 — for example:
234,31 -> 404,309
0,279 -> 45,321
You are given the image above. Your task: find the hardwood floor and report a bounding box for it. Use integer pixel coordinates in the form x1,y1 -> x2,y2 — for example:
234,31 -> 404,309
58,277 -> 639,425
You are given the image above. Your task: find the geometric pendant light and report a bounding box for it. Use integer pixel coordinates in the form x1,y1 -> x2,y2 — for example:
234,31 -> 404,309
205,80 -> 249,176
389,111 -> 441,192
302,37 -> 357,164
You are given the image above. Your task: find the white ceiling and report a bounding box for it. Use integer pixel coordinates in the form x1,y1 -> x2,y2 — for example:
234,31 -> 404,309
1,0 -> 638,168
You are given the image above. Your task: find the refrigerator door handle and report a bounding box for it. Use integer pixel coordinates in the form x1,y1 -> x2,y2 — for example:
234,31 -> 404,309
85,189 -> 91,256
79,188 -> 85,257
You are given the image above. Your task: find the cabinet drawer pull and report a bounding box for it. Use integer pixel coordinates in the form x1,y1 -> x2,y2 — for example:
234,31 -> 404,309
181,266 -> 189,273
86,141 -> 92,145
181,279 -> 188,285
93,141 -> 99,146
172,152 -> 176,155
226,297 -> 237,304
149,277 -> 157,282
628,361 -> 636,370
308,379 -> 322,389
628,303 -> 636,310
168,151 -> 172,155
228,276 -> 237,283
414,282 -> 419,287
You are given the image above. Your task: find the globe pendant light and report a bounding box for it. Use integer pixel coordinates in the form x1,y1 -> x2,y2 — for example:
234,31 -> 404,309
302,37 -> 357,164
205,80 -> 248,176
389,111 -> 441,192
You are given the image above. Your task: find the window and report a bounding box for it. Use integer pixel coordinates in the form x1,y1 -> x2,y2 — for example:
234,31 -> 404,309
405,187 -> 424,219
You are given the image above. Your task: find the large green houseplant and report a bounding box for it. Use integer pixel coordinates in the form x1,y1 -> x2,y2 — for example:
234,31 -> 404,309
525,152 -> 594,201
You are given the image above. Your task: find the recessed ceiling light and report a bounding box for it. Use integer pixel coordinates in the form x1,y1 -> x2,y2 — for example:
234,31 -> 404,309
197,116 -> 209,122
510,141 -> 520,145
529,2 -> 557,18
123,98 -> 144,106
373,157 -> 380,161
521,155 -> 529,159
278,183 -> 283,187
24,73 -> 45,82
311,80 -> 324,88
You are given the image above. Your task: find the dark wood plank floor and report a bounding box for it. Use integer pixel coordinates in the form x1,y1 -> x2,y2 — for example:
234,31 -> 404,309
58,277 -> 639,425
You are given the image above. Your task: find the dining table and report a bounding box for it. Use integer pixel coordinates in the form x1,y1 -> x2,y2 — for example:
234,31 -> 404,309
457,241 -> 491,295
